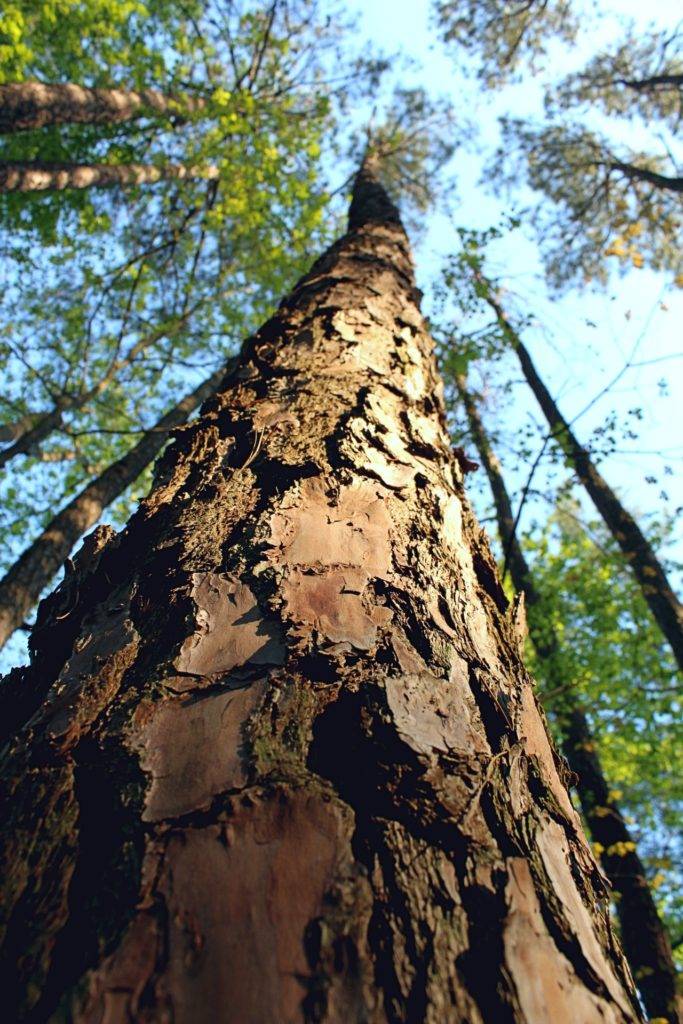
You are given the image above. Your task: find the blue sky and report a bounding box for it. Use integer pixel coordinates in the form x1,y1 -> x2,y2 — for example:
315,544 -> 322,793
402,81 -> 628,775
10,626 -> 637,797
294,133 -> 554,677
344,0 -> 682,561
0,0 -> 680,676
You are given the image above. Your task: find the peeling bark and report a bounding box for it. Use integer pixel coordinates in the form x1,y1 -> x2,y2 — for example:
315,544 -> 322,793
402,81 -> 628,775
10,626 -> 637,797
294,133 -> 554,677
0,161 -> 219,193
0,167 -> 643,1022
479,284 -> 683,673
0,366 -> 225,650
456,372 -> 681,1023
0,81 -> 206,133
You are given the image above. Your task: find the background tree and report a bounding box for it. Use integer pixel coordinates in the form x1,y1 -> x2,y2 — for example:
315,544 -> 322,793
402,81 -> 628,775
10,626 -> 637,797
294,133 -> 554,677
441,245 -> 683,670
434,1 -> 683,288
449,367 -> 680,1022
0,0 -> 370,662
0,155 -> 642,1024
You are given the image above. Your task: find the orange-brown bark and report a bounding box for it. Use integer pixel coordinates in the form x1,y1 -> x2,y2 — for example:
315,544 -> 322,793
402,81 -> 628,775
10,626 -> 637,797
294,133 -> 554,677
0,161 -> 219,192
456,372 -> 680,1024
0,165 -> 642,1022
0,82 -> 205,133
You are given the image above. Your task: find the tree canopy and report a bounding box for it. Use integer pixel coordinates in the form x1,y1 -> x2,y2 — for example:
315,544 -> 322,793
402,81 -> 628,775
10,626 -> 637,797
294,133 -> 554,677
0,0 -> 681,1009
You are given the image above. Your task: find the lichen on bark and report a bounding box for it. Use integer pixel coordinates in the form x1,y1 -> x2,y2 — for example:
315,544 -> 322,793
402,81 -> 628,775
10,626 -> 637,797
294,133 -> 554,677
0,164 -> 643,1023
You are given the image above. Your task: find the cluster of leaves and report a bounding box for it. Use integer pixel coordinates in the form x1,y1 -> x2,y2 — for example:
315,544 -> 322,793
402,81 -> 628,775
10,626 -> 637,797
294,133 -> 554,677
0,0 -> 361,657
524,507 -> 682,960
494,118 -> 683,289
435,213 -> 683,970
434,0 -> 683,289
0,0 -> 158,84
433,0 -> 579,87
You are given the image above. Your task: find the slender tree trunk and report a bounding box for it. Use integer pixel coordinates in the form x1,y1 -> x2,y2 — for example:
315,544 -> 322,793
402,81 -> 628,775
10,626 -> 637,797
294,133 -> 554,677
0,365 -> 225,650
479,283 -> 683,673
620,73 -> 683,92
0,410 -> 41,443
0,161 -> 219,193
0,312 -> 195,470
609,160 -> 683,193
0,404 -> 64,465
455,372 -> 681,1024
0,81 -> 205,133
0,165 -> 642,1023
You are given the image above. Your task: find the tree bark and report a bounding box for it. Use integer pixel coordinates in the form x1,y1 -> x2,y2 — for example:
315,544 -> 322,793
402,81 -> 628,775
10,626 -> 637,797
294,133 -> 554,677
0,365 -> 225,651
0,311 -> 195,471
480,284 -> 683,674
0,161 -> 219,193
619,73 -> 683,93
455,372 -> 681,1024
609,159 -> 683,193
0,81 -> 206,133
0,410 -> 40,443
0,165 -> 642,1024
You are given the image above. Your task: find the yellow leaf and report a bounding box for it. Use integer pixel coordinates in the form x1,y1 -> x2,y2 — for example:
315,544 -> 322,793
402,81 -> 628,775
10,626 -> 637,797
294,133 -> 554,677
605,236 -> 627,258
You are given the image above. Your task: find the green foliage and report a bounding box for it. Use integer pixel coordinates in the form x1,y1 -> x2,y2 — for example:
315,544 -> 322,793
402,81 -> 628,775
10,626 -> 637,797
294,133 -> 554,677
524,508 -> 682,957
0,0 -> 161,86
433,0 -> 579,86
494,119 -> 683,289
547,25 -> 683,130
0,0 -> 358,637
434,2 -> 683,289
432,221 -> 520,374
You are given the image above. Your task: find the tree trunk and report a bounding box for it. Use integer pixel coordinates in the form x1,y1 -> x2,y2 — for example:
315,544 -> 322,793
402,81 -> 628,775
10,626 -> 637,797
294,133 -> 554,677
480,283 -> 683,673
609,160 -> 683,193
0,311 -> 195,471
0,81 -> 205,133
455,371 -> 681,1024
0,410 -> 41,443
0,161 -> 219,193
620,73 -> 683,93
0,164 -> 642,1024
0,365 -> 225,650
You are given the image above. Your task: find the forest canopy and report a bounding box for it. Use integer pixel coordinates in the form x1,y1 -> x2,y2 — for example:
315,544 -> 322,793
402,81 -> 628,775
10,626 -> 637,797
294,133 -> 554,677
0,1 -> 681,1020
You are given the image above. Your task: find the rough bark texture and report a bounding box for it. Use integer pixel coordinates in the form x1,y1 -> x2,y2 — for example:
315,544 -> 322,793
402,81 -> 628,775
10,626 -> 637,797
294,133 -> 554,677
0,366 -> 224,650
482,288 -> 683,674
0,170 -> 642,1023
456,373 -> 681,1024
0,82 -> 205,133
0,161 -> 219,193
